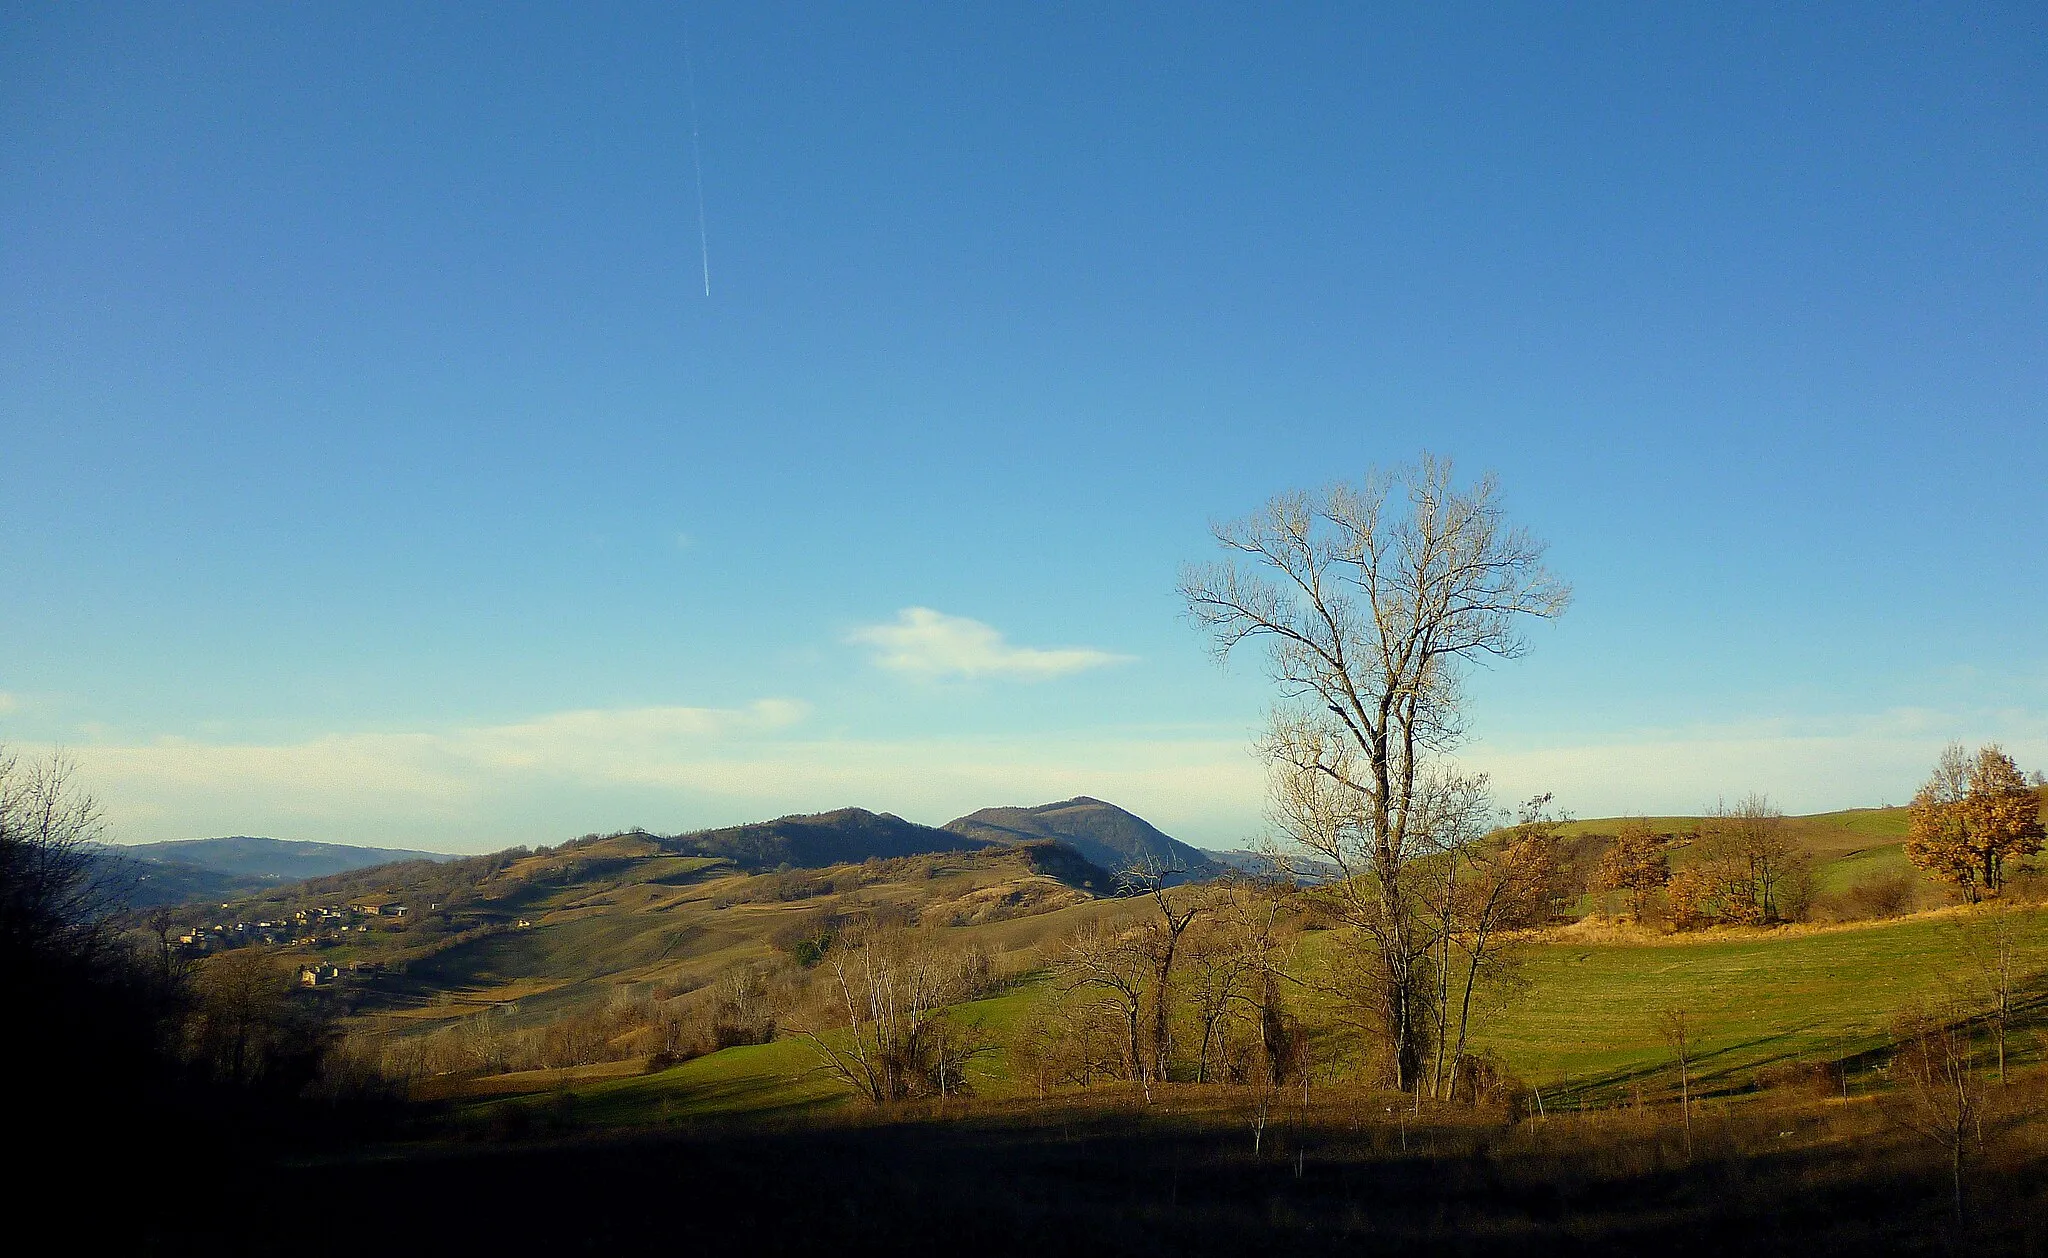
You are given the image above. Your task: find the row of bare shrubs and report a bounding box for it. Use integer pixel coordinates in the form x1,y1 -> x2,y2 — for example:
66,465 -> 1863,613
366,963 -> 790,1084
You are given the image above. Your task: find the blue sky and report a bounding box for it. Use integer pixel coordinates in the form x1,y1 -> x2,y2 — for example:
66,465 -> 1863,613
3,3 -> 2043,851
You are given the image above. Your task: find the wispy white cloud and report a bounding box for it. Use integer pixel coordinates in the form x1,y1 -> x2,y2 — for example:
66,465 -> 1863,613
0,692 -> 17,715
849,608 -> 1131,681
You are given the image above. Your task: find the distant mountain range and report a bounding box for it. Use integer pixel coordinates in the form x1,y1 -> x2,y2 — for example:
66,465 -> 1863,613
98,797 -> 1230,909
95,836 -> 453,908
119,835 -> 451,879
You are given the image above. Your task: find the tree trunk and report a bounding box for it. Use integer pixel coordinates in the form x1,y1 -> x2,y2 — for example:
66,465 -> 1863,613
1678,1057 -> 1691,1159
1450,948 -> 1484,1103
1951,1135 -> 1965,1230
1151,942 -> 1177,1084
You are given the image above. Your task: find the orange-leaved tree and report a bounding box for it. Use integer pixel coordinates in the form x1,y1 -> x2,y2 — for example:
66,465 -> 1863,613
1905,744 -> 2044,902
1594,817 -> 1670,921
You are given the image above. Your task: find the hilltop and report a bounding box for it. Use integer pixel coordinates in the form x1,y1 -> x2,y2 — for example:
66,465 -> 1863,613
943,796 -> 1220,880
670,807 -> 999,870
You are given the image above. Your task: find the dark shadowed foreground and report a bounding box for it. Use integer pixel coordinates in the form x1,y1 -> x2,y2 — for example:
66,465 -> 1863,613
134,1089 -> 2047,1257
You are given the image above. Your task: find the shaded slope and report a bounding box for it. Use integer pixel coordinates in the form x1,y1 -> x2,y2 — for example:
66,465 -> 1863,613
943,797 -> 1219,880
669,808 -> 999,870
86,848 -> 264,908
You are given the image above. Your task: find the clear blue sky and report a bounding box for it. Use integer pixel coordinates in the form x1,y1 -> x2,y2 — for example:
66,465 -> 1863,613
3,3 -> 2043,851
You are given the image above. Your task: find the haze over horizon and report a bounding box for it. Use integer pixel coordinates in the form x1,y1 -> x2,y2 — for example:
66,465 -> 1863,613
4,4 -> 2043,852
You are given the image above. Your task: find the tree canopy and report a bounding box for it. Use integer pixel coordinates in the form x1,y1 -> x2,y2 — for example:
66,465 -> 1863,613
1904,744 -> 2044,900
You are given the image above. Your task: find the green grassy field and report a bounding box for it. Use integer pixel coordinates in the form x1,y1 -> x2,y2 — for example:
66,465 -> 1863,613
458,980 -> 1054,1128
1556,804 -> 1912,855
470,903 -> 2048,1125
1484,905 -> 2048,1098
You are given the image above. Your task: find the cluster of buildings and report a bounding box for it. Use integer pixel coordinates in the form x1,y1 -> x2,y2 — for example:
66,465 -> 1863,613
171,899 -> 411,954
297,958 -> 386,987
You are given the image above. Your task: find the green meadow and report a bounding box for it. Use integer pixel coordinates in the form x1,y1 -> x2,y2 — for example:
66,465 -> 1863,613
467,903 -> 2048,1125
1489,906 -> 2048,1098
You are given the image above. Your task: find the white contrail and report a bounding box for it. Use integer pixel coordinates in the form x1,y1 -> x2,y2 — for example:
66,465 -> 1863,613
685,23 -> 710,298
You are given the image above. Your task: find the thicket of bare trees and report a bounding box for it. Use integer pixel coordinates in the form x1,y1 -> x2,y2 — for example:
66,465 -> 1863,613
1425,797 -> 1566,1100
1016,875 -> 1307,1095
1666,795 -> 1813,928
2,749 -> 196,1138
787,920 -> 999,1102
1013,845 -> 1563,1108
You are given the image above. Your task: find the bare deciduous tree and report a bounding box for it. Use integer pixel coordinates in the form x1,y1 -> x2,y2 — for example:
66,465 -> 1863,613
1656,1006 -> 1695,1159
191,949 -> 300,1085
1181,456 -> 1568,1089
1120,857 -> 1204,1086
1669,795 -> 1811,927
1960,904 -> 2028,1084
1890,995 -> 1986,1230
0,748 -> 121,973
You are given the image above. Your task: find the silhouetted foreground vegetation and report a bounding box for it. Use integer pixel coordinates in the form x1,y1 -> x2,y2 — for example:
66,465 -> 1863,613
128,1083 -> 2048,1256
1,750 -> 400,1192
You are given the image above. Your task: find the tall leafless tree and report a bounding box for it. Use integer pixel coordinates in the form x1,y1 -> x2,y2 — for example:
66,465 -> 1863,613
1181,456 -> 1569,1088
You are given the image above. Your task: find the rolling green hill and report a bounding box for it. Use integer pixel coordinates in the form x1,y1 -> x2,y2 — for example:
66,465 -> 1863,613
1558,802 -> 1947,912
166,792 -> 2048,1132
205,828 -> 1131,1040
